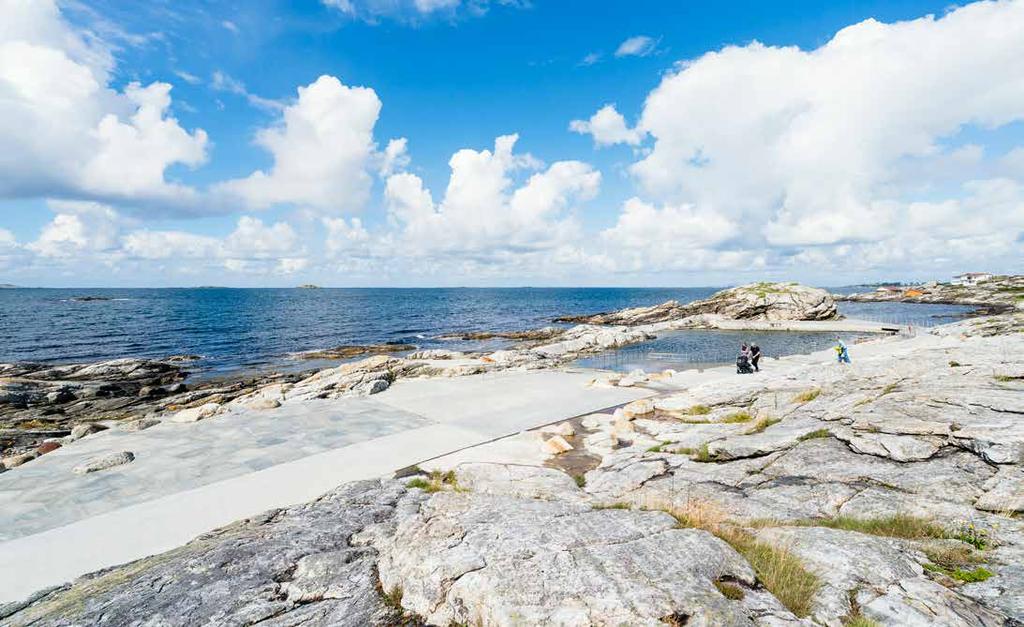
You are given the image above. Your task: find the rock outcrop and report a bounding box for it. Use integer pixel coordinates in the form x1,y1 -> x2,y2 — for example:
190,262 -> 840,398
6,314 -> 1024,626
837,274 -> 1023,312
556,282 -> 838,325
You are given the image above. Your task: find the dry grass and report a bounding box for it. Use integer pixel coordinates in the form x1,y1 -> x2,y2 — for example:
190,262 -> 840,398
792,388 -> 821,403
721,411 -> 754,423
746,417 -> 781,434
686,404 -> 712,416
714,579 -> 745,600
654,499 -> 820,618
797,429 -> 830,441
921,543 -> 984,571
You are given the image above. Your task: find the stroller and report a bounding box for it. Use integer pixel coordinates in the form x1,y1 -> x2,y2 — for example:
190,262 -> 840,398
736,354 -> 754,374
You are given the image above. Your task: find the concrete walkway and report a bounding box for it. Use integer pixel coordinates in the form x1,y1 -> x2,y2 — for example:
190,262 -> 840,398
0,368 -> 650,603
0,330 -> 949,604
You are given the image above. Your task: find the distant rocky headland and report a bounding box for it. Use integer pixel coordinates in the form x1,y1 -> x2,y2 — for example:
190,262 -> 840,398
838,274 -> 1024,313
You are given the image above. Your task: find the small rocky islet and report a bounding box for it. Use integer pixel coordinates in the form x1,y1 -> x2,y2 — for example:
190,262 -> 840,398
2,281 -> 1023,626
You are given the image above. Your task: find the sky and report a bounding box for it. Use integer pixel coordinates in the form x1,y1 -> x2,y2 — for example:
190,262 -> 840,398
0,0 -> 1022,287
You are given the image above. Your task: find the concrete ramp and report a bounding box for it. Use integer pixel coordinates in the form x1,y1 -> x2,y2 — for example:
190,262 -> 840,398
0,368 -> 650,603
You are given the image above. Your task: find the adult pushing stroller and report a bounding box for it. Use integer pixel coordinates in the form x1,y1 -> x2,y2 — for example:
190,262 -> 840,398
736,354 -> 754,374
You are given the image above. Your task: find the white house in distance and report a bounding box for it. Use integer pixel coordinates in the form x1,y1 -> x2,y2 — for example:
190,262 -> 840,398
952,272 -> 993,286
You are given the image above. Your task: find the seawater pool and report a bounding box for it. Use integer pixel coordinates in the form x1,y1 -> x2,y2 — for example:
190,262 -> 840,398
573,328 -> 879,373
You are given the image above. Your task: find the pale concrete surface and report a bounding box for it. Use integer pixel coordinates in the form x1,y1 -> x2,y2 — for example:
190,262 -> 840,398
0,368 -> 651,603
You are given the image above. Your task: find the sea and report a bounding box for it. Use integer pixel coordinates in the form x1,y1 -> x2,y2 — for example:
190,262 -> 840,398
0,287 -> 975,377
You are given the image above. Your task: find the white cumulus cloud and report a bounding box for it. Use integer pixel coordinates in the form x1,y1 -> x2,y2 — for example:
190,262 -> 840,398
384,135 -> 600,258
217,75 -> 382,215
569,104 -> 645,146
0,0 -> 208,207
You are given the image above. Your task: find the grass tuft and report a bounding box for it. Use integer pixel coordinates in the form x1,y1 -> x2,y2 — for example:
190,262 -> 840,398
666,500 -> 819,617
714,579 -> 745,600
406,469 -> 462,493
779,514 -> 948,540
797,429 -> 830,441
924,563 -> 994,583
792,388 -> 821,403
686,404 -> 712,416
948,361 -> 962,367
693,442 -> 717,463
594,502 -> 631,510
721,411 -> 753,423
746,417 -> 781,434
995,374 -> 1023,382
921,543 -> 984,571
573,474 -> 587,488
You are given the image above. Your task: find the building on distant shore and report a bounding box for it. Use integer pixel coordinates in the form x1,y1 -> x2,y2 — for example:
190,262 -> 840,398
952,272 -> 993,286
875,285 -> 904,293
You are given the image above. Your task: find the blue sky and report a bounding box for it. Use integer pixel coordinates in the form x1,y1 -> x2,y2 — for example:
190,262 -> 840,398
1,0 -> 1022,286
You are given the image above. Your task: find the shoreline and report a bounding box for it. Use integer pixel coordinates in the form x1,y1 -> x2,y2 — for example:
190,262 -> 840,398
0,317 -> 909,603
3,310 -> 1022,624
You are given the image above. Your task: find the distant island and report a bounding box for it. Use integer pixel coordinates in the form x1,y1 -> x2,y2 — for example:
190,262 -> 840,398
0,283 -> 18,289
297,284 -> 321,289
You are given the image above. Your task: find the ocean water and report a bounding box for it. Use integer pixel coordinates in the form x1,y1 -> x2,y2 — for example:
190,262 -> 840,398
0,287 -> 975,376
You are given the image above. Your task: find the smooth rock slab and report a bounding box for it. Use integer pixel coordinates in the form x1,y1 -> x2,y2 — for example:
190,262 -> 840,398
367,491 -> 792,626
1,481 -> 406,627
974,466 -> 1024,513
71,451 -> 134,475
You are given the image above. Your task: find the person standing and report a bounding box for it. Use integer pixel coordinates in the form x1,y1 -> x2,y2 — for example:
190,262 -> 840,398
835,338 -> 851,364
750,343 -> 762,372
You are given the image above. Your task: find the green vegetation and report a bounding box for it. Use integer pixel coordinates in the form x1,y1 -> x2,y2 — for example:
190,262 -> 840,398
406,469 -> 462,493
792,388 -> 821,403
953,521 -> 990,550
594,502 -> 632,510
383,585 -> 404,610
948,361 -> 962,367
674,446 -> 697,456
797,429 -> 831,441
686,404 -> 712,416
693,442 -> 718,463
667,502 -> 819,617
879,382 -> 898,396
995,374 -> 1023,382
777,514 -> 948,540
573,474 -> 587,488
746,416 -> 781,434
713,579 -> 745,600
921,543 -> 984,571
923,563 -> 994,583
842,589 -> 880,627
721,411 -> 754,423
646,443 -> 667,453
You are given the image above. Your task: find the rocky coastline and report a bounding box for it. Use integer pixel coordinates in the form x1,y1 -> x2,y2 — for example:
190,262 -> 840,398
2,310 -> 1022,625
1,282 -> 843,468
837,274 -> 1024,313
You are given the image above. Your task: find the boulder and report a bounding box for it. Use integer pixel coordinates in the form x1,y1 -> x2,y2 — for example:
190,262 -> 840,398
1,450 -> 39,469
170,402 -> 221,423
542,435 -> 573,455
117,417 -> 161,432
68,423 -> 106,441
72,451 -> 134,475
